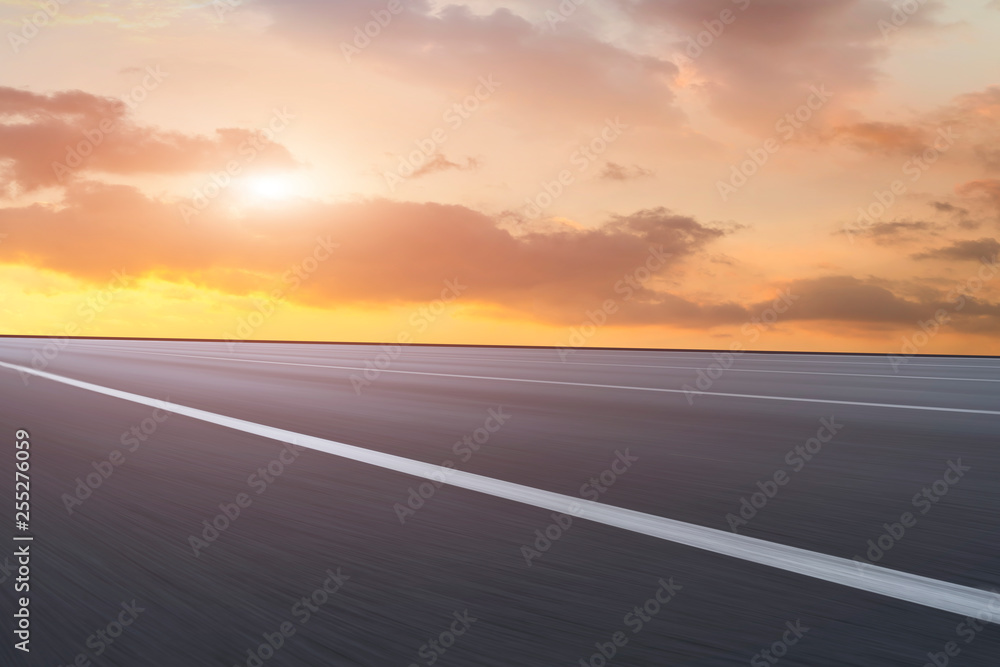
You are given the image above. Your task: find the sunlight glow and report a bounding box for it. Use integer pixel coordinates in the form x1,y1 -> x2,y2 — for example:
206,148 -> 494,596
244,174 -> 297,202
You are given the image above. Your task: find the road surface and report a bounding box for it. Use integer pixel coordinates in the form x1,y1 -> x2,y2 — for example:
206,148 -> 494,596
0,338 -> 998,666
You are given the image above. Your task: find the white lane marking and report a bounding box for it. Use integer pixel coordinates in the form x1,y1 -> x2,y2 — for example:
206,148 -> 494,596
512,360 -> 1000,382
409,355 -> 1000,370
2,359 -> 996,621
426,354 -> 1000,370
65,350 -> 1000,416
533,362 -> 1000,381
77,346 -> 1000,383
20,339 -> 1000,370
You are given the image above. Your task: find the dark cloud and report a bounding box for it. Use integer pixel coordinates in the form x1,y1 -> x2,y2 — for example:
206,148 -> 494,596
847,220 -> 944,245
759,275 -> 1000,333
931,201 -> 968,215
411,154 -> 480,179
758,276 -> 925,324
599,162 -> 655,181
913,238 -> 1000,262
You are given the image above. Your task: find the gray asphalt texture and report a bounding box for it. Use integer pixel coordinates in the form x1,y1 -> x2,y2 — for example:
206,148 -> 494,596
0,338 -> 998,666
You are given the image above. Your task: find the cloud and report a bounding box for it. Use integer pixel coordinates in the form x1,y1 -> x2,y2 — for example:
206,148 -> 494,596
931,201 -> 968,215
599,161 -> 655,181
913,238 -> 1000,262
3,180 -> 997,334
825,85 -> 1000,170
411,154 -> 480,179
931,86 -> 1000,173
959,178 -> 1000,202
958,179 -> 1000,219
758,276 -> 926,324
760,275 -> 1000,333
630,0 -> 945,132
0,86 -> 298,194
260,1 -> 682,127
951,84 -> 1000,121
0,183 -> 741,324
846,220 -> 944,245
1,0 -> 189,30
829,121 -> 929,154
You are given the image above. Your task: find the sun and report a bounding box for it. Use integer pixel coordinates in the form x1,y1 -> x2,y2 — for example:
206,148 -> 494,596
244,173 -> 297,202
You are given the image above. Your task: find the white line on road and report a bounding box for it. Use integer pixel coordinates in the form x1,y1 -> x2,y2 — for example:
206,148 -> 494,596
387,357 -> 1000,383
419,353 -> 1000,370
72,350 -> 1000,416
2,359 -> 996,621
29,339 -> 1000,370
66,342 -> 1000,370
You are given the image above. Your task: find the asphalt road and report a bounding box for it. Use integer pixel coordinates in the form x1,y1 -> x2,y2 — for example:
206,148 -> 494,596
0,338 -> 998,666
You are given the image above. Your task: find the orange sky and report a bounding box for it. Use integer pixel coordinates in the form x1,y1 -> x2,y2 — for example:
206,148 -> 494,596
1,0 -> 999,354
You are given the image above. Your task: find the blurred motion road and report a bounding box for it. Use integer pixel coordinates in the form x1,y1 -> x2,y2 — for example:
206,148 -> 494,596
0,337 -> 998,666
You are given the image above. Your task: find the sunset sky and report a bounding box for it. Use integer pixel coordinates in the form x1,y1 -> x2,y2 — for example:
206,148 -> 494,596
1,0 -> 999,354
